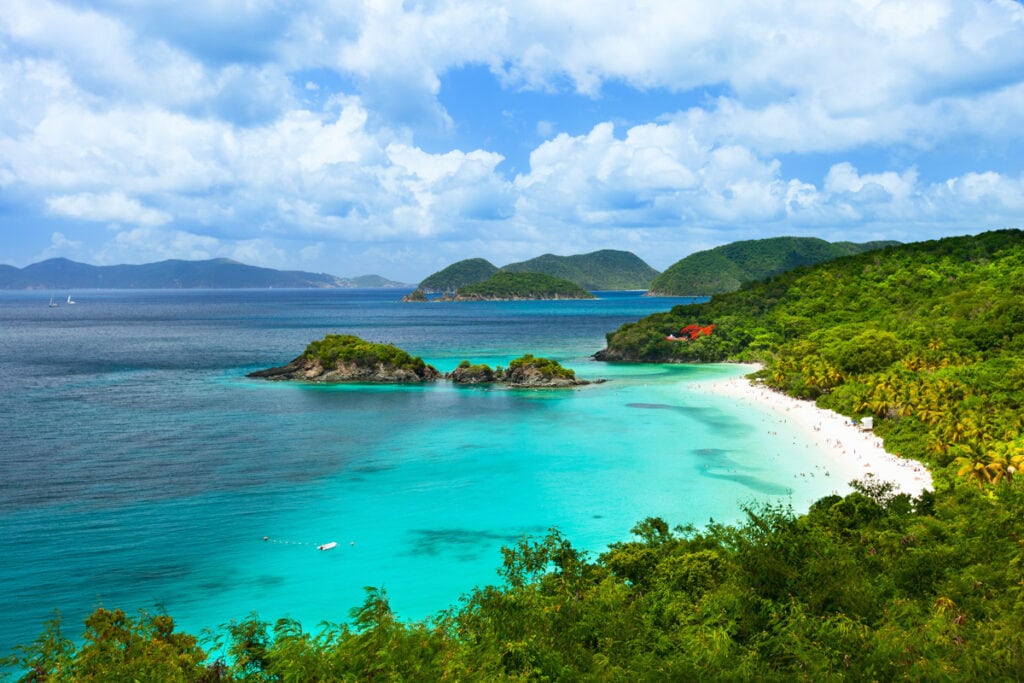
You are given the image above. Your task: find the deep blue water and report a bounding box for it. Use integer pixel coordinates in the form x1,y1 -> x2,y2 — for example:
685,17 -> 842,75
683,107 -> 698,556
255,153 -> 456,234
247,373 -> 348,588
0,289 -> 839,655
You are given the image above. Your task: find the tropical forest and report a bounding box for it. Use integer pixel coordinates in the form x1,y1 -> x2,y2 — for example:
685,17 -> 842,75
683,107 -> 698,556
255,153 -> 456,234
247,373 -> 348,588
6,230 -> 1024,680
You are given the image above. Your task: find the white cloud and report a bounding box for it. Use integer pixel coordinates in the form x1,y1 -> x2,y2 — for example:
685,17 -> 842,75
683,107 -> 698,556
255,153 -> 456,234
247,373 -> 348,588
46,192 -> 172,227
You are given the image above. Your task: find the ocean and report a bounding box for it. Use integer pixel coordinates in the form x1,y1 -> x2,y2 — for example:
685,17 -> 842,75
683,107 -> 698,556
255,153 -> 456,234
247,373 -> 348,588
0,289 -> 846,653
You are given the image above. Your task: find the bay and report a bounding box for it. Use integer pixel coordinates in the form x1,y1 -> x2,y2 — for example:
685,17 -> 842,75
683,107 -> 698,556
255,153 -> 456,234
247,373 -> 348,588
0,289 -> 841,653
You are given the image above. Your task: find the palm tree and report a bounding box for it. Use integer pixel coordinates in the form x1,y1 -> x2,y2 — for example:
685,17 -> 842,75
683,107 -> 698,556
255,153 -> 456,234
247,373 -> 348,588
952,442 -> 992,489
984,442 -> 1024,485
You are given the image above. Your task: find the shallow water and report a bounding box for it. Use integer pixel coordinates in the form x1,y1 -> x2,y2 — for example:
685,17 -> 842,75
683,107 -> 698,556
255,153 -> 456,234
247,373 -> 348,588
0,289 -> 845,652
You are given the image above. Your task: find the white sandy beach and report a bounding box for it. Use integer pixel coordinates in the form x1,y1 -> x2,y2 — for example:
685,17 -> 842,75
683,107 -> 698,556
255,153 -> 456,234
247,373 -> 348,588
696,366 -> 932,498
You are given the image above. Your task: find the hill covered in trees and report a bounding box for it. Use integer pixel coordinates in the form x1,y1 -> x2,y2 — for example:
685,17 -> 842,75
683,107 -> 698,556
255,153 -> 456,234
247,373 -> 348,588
417,250 -> 659,292
9,230 -> 1024,680
0,257 -> 408,289
418,257 -> 500,293
502,249 -> 659,290
453,271 -> 595,300
647,236 -> 899,295
599,229 -> 1024,473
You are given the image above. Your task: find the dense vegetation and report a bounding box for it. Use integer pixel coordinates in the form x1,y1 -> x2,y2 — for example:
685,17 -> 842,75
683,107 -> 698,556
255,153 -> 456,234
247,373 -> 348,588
507,353 -> 576,379
10,229 -> 1024,680
601,229 -> 1024,477
418,257 -> 499,292
502,249 -> 660,290
302,334 -> 432,374
647,236 -> 898,295
455,272 -> 595,300
449,356 -> 578,385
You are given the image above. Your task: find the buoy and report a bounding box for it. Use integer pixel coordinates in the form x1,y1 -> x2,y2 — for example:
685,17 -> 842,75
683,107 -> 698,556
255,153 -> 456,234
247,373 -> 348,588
317,542 -> 338,551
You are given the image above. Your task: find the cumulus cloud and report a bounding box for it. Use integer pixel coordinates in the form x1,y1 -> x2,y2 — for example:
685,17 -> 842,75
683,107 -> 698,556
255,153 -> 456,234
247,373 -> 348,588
46,192 -> 171,227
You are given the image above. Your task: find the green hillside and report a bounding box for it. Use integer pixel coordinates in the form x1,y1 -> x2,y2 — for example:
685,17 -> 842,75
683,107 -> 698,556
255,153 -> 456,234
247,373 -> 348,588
647,236 -> 899,295
418,258 -> 498,292
454,271 -> 594,300
502,249 -> 659,290
600,228 -> 1024,471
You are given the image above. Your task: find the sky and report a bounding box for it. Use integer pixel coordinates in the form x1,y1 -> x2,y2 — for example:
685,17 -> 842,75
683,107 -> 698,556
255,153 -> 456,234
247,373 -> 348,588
1,1 -> 1023,282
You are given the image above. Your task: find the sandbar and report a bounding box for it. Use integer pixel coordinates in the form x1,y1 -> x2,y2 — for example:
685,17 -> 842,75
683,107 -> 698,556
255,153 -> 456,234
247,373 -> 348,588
695,365 -> 932,498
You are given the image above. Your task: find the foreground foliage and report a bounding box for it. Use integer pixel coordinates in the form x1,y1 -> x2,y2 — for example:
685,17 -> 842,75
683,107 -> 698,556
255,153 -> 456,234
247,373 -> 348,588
8,478 -> 1024,680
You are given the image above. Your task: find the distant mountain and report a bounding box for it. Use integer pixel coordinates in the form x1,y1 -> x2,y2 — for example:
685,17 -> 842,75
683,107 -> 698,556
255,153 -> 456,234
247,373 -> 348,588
0,257 -> 410,289
418,250 -> 659,292
418,258 -> 500,293
502,250 -> 659,290
647,237 -> 901,296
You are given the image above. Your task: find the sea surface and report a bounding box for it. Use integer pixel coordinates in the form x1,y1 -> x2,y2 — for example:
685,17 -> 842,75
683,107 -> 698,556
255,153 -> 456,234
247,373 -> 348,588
0,289 -> 848,654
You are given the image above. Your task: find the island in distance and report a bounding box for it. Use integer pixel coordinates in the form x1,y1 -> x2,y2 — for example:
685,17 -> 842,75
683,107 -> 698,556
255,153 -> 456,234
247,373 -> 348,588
404,271 -> 595,302
248,334 -> 595,387
0,257 -> 411,289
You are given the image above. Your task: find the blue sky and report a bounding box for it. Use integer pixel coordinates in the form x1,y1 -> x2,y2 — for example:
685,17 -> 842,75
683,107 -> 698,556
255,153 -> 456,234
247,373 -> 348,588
2,1 -> 1023,281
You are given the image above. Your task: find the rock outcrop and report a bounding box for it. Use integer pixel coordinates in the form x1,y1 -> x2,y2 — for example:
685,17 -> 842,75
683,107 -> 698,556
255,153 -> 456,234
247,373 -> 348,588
248,358 -> 441,383
248,334 -> 441,383
446,355 -> 597,388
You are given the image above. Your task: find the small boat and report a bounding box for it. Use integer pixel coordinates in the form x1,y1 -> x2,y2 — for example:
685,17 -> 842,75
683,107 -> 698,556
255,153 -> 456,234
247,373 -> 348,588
317,541 -> 338,551
48,297 -> 58,308
67,295 -> 76,304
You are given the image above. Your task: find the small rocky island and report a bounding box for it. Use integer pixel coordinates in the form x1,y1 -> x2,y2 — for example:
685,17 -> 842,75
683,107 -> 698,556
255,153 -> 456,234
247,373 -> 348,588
449,354 -> 595,387
247,334 -> 441,383
248,335 -> 595,388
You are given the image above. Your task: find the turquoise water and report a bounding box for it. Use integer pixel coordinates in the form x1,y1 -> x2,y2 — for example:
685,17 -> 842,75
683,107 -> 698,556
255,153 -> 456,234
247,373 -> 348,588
0,289 -> 842,652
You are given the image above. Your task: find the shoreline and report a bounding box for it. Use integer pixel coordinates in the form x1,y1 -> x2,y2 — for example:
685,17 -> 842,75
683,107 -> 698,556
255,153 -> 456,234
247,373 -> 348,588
696,365 -> 932,498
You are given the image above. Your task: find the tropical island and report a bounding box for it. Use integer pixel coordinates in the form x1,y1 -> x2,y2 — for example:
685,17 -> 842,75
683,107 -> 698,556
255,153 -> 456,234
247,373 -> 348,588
9,229 -> 1024,680
405,271 -> 596,301
247,334 -> 442,383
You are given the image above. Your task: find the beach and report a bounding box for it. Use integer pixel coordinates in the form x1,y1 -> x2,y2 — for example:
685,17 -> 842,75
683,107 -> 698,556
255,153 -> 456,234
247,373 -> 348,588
697,366 -> 933,498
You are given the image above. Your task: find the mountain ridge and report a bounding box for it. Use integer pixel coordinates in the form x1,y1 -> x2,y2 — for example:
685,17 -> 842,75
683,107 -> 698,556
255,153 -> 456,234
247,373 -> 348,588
0,257 -> 410,289
647,236 -> 901,295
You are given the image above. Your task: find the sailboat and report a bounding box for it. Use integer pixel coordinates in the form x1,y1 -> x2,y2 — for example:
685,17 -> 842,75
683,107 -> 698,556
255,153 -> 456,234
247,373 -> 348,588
67,295 -> 76,305
48,296 -> 59,308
